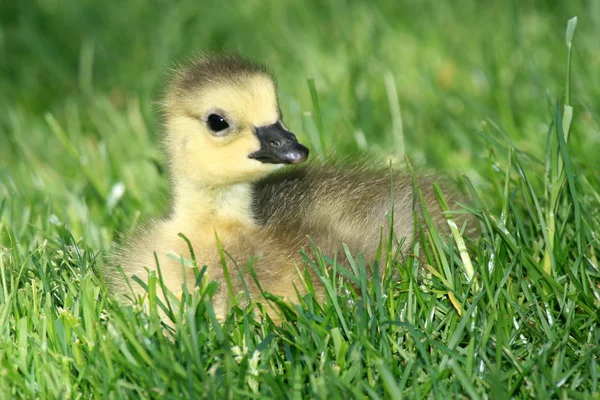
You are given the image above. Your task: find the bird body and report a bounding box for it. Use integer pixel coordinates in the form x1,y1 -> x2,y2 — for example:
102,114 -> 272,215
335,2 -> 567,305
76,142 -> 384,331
253,162 -> 463,266
111,191 -> 307,318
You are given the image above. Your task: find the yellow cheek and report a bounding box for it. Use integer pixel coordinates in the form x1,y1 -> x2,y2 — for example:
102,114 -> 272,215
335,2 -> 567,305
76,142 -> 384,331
185,132 -> 277,184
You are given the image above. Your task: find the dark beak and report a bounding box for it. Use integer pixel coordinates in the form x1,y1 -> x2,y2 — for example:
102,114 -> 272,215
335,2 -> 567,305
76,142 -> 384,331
249,122 -> 309,164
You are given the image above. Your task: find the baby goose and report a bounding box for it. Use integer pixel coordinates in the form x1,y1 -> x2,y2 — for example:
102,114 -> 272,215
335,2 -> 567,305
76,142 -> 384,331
108,54 -> 314,318
108,53 -> 474,321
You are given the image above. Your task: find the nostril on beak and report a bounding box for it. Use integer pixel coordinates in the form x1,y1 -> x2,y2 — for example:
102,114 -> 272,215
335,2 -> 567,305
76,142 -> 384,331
286,145 -> 309,164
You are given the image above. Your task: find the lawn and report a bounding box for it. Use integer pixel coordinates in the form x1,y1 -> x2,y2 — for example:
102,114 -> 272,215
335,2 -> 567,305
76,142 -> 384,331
1,0 -> 599,398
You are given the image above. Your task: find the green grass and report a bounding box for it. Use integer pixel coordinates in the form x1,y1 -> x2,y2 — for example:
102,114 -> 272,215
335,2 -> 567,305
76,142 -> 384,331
1,1 -> 599,398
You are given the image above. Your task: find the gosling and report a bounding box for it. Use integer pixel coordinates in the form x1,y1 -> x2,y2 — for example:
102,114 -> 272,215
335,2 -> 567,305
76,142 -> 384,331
108,53 -> 474,320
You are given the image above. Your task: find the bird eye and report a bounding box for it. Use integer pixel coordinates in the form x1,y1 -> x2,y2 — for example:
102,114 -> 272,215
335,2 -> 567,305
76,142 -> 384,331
207,114 -> 230,134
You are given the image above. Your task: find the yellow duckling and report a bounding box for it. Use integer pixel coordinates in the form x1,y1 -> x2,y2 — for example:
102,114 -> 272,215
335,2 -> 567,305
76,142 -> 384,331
108,53 -> 474,320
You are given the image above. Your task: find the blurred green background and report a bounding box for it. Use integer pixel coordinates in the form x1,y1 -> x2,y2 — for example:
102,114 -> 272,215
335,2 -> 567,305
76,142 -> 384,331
1,0 -> 598,251
1,2 -> 600,397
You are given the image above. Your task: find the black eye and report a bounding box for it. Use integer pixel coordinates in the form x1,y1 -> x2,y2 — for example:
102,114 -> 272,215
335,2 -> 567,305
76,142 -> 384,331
207,114 -> 230,133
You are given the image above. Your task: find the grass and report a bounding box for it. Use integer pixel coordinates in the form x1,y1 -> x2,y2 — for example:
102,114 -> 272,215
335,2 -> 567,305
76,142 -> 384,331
1,0 -> 600,398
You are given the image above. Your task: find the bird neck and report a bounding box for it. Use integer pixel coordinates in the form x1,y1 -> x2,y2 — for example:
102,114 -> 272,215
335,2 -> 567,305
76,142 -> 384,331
172,178 -> 256,227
